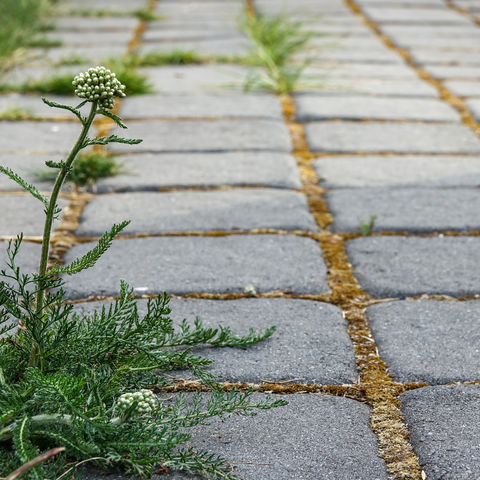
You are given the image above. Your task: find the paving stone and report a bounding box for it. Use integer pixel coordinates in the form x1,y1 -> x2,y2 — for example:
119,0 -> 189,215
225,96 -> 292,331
310,36 -> 395,50
45,31 -> 130,46
301,48 -> 405,64
314,155 -> 480,188
91,152 -> 302,192
400,385 -> 480,480
465,99 -> 480,121
357,0 -> 453,6
306,63 -> 419,79
0,241 -> 42,285
327,187 -> 480,233
138,38 -> 247,55
139,65 -> 251,94
295,95 -> 459,122
0,94 -> 79,119
381,25 -> 480,37
62,235 -> 330,299
425,65 -> 480,79
108,120 -> 292,153
390,36 -> 480,48
156,2 -> 243,16
305,123 -> 480,153
119,94 -> 283,119
142,28 -> 240,42
409,50 -> 480,67
27,46 -> 126,65
55,16 -> 138,31
300,79 -> 438,97
0,122 -> 86,154
362,7 -> 473,24
83,394 -> 388,480
1,65 -> 90,86
346,236 -> 480,298
76,298 -> 357,384
0,154 -> 53,191
67,0 -> 147,9
367,300 -> 480,384
0,196 -> 68,237
76,189 -> 318,236
444,80 -> 480,96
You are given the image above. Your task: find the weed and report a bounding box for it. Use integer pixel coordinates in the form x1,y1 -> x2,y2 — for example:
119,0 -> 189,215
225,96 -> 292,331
35,151 -> 123,187
0,106 -> 37,121
64,7 -> 164,21
0,66 -> 285,480
133,8 -> 163,22
26,37 -> 62,49
55,54 -> 89,67
358,215 -> 377,236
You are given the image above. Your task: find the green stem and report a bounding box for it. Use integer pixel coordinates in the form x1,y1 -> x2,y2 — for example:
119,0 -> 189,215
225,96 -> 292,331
29,100 -> 98,370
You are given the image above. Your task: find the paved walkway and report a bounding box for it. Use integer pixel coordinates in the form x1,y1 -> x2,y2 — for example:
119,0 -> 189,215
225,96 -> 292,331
2,0 -> 480,479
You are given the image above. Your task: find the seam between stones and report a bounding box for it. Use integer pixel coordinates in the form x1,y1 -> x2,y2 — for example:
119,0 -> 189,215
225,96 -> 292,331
127,0 -> 157,54
444,0 -> 480,25
343,0 -> 480,139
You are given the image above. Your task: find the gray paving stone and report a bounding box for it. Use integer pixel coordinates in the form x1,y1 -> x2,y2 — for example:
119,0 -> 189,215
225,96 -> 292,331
444,80 -> 480,97
138,38 -> 247,55
142,28 -> 240,42
1,65 -> 90,86
76,298 -> 357,384
425,65 -> 480,79
76,189 -> 318,236
63,235 -> 330,298
27,46 -> 127,65
390,36 -> 480,48
295,95 -> 459,122
400,385 -> 480,480
83,394 -> 388,480
0,122 -> 86,154
108,120 -> 292,153
119,94 -> 283,119
55,16 -> 138,31
139,65 -> 251,95
346,236 -> 480,298
302,48 -> 405,64
306,63 -> 419,79
305,123 -> 480,153
368,300 -> 480,384
45,31 -> 130,46
465,99 -> 480,121
301,79 -> 438,97
327,187 -> 480,233
156,2 -> 243,16
380,25 -> 480,37
314,155 -> 480,188
0,94 -> 79,119
0,195 -> 68,237
362,7 -> 473,24
409,50 -> 480,67
0,240 -> 42,284
67,0 -> 147,9
357,0 -> 455,6
92,152 -> 301,192
0,153 -> 53,191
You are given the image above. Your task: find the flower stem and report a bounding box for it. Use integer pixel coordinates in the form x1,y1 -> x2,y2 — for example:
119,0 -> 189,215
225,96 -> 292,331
29,100 -> 98,370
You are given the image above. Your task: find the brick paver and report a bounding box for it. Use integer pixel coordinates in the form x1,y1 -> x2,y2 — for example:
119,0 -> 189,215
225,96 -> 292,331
3,0 -> 480,478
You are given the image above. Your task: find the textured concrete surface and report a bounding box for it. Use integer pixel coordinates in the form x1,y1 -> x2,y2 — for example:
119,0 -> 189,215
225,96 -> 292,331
76,190 -> 319,235
305,123 -> 480,153
368,300 -> 480,384
346,236 -> 480,298
76,298 -> 357,385
401,385 -> 480,480
63,235 -> 330,299
108,120 -> 292,153
327,187 -> 480,232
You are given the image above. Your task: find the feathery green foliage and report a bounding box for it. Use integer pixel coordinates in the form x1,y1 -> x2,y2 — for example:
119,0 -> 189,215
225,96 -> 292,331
240,11 -> 321,93
0,68 -> 284,480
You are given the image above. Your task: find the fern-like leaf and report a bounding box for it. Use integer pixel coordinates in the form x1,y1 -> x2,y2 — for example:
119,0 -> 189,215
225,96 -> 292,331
0,166 -> 49,208
12,416 -> 43,480
97,109 -> 127,129
41,97 -> 85,124
49,221 -> 130,276
82,135 -> 142,149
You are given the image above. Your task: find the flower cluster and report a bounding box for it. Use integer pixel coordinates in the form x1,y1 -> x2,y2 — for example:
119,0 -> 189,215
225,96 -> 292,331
72,66 -> 126,110
117,389 -> 157,416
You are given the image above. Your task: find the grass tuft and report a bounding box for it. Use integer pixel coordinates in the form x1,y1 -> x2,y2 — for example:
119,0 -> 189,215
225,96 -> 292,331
0,106 -> 37,121
358,215 -> 377,236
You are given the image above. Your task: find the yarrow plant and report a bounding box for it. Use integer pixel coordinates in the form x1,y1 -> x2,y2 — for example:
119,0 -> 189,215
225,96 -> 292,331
0,67 -> 284,480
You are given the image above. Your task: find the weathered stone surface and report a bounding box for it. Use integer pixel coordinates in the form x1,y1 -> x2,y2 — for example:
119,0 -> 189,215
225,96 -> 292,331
314,155 -> 480,188
327,187 -> 480,232
92,152 -> 302,192
76,298 -> 357,384
0,241 -> 42,283
306,63 -> 419,79
302,48 -> 404,64
0,154 -> 54,191
0,196 -> 68,237
139,65 -> 250,94
119,94 -> 283,119
346,236 -> 480,298
305,123 -> 480,153
381,25 -> 480,38
410,50 -> 480,67
1,65 -> 89,86
76,189 -> 318,236
400,385 -> 480,480
55,16 -> 138,31
45,31 -> 130,46
63,235 -> 329,299
108,120 -> 292,153
368,300 -> 480,384
444,80 -> 480,97
295,95 -> 459,121
0,94 -> 78,119
465,99 -> 480,121
138,38 -> 247,55
425,66 -> 480,79
142,29 -> 242,42
390,36 -> 480,48
0,122 -> 86,154
83,394 -> 388,480
29,46 -> 126,64
362,7 -> 472,24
